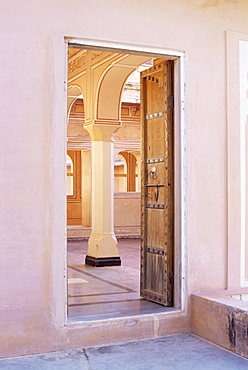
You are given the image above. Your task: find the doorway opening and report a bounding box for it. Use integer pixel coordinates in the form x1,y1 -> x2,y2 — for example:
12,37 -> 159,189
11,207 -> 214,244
66,42 -> 186,321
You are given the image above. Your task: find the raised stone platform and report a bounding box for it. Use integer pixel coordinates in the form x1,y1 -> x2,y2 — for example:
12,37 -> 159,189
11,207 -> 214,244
192,288 -> 248,359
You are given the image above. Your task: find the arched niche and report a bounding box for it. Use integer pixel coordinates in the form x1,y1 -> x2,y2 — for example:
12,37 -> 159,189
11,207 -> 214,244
114,151 -> 140,192
114,153 -> 127,192
66,154 -> 74,196
67,95 -> 91,146
67,85 -> 83,118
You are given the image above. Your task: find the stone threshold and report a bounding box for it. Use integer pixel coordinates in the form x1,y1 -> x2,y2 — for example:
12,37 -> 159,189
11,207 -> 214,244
65,310 -> 190,349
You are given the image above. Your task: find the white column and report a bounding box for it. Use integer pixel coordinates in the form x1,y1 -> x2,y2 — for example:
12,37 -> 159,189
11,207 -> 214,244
85,125 -> 120,266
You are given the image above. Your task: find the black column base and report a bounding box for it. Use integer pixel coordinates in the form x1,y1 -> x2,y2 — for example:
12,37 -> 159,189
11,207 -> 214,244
85,255 -> 121,267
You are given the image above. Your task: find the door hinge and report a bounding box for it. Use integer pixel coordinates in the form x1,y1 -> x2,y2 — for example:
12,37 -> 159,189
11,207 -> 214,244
169,272 -> 174,286
168,95 -> 174,109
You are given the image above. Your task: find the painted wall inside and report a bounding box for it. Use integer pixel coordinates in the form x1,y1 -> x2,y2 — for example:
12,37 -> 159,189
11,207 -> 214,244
1,0 -> 248,358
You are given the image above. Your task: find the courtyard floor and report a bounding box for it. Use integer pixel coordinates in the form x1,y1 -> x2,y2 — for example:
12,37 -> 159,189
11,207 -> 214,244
67,239 -> 175,321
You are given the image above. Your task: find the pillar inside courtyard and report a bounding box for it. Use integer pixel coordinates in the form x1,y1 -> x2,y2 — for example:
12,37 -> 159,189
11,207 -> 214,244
85,125 -> 121,267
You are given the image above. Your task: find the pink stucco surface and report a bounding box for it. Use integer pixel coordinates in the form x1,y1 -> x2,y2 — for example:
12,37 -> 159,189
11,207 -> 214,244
1,0 -> 248,358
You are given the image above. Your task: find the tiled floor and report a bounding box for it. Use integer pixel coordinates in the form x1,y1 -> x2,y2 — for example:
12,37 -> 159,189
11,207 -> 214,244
1,334 -> 248,369
67,239 -> 175,321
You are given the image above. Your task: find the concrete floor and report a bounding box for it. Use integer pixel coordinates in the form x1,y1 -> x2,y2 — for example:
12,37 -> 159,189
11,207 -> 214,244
1,334 -> 248,369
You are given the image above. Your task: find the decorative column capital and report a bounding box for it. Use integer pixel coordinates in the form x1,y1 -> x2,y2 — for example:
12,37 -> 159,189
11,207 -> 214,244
85,122 -> 121,142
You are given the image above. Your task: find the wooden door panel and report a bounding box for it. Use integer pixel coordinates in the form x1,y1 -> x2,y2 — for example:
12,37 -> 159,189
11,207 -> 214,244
146,119 -> 165,158
140,60 -> 174,306
146,210 -> 164,248
145,253 -> 164,294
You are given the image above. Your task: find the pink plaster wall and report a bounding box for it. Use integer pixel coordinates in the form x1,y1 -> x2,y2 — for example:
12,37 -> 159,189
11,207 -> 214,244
1,0 -> 248,358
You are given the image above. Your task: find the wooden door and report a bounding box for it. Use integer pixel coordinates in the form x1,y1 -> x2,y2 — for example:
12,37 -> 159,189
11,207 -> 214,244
140,60 -> 174,306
